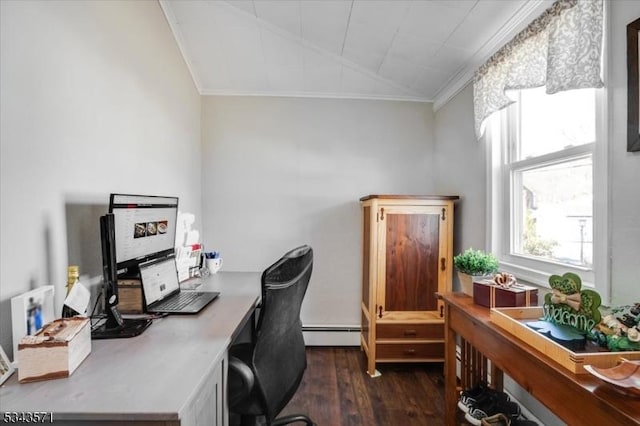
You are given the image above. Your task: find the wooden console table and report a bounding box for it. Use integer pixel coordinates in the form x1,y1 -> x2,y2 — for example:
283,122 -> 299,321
442,293 -> 640,426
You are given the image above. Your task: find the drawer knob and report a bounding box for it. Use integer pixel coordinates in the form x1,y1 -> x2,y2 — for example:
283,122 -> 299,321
404,329 -> 417,336
404,349 -> 416,355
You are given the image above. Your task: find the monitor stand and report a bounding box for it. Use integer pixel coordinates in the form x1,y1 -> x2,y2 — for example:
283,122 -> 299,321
91,318 -> 152,339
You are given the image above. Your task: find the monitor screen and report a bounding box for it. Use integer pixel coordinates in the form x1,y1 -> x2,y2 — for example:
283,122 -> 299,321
109,194 -> 179,271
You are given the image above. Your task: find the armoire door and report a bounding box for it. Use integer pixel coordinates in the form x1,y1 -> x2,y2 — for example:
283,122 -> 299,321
375,204 -> 449,319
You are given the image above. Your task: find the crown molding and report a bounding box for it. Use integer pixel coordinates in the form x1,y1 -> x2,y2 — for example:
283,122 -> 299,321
432,0 -> 553,112
199,90 -> 432,103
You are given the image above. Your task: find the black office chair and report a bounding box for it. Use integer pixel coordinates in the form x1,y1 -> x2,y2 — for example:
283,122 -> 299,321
228,245 -> 314,426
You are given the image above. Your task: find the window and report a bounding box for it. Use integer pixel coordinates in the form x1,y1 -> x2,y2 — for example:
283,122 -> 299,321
489,87 -> 607,296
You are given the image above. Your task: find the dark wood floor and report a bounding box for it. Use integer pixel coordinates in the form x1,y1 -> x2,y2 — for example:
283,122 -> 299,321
278,346 -> 448,426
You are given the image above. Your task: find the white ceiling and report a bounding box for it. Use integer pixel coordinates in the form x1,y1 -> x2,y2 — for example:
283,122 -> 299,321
160,0 -> 551,108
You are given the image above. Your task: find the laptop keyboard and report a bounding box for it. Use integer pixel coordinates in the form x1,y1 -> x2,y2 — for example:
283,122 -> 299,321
155,291 -> 203,310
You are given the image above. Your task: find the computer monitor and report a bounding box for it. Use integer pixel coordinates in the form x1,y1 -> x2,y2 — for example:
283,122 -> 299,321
109,194 -> 179,275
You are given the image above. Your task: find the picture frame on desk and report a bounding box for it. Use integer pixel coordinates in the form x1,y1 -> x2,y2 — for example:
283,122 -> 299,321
10,285 -> 55,361
0,345 -> 15,385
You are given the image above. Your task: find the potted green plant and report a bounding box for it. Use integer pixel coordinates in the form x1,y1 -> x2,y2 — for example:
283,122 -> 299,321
453,248 -> 499,296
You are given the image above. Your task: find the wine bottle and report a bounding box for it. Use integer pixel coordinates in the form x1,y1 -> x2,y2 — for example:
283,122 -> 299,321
62,265 -> 81,318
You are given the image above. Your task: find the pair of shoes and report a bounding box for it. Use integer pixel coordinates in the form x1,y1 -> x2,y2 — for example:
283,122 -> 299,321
481,413 -> 539,426
457,382 -> 510,415
457,382 -> 508,414
457,381 -> 490,413
464,391 -> 520,426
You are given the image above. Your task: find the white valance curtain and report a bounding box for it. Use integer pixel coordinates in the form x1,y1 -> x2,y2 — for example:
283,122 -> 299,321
473,0 -> 604,138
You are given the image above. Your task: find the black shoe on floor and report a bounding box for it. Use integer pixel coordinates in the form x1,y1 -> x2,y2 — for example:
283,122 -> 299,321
465,392 -> 520,426
458,381 -> 489,413
458,382 -> 510,414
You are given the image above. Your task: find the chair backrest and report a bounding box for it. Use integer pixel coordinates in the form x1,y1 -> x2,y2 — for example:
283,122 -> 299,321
252,245 -> 313,420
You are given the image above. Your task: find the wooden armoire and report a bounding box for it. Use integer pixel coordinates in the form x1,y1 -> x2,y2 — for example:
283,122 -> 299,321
360,195 -> 458,376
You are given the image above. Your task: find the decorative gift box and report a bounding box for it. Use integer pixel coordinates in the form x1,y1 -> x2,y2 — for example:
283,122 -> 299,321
473,280 -> 538,308
17,317 -> 91,383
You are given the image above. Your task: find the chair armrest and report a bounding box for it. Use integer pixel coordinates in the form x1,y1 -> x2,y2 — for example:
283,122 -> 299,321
228,355 -> 255,408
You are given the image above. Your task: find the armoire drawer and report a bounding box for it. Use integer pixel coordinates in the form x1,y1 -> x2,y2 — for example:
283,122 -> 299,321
375,342 -> 445,360
377,323 -> 444,340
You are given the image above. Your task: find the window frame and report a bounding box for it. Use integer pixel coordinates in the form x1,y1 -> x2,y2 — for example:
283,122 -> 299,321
486,86 -> 609,303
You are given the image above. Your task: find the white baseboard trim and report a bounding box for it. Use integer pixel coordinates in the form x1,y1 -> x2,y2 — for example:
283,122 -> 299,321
302,325 -> 361,346
502,388 -> 546,426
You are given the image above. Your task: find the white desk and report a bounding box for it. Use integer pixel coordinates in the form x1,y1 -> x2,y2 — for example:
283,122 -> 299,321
0,272 -> 261,426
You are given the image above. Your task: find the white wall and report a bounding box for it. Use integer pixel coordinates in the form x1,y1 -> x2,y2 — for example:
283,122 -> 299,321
609,0 -> 640,304
201,96 -> 435,329
0,1 -> 201,358
433,83 -> 488,291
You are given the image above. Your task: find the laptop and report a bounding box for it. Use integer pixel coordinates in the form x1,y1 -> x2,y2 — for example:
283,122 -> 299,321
139,255 -> 219,314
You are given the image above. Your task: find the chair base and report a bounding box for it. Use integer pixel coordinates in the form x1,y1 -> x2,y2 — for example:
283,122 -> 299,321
236,413 -> 314,426
272,414 -> 314,426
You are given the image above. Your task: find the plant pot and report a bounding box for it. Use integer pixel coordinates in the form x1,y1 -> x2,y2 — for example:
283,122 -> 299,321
457,272 -> 488,297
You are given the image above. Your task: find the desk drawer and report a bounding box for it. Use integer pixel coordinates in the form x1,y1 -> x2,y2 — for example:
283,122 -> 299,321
377,323 -> 443,340
376,342 -> 444,360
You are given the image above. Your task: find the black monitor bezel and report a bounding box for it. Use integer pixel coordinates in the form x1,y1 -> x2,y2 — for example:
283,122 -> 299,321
108,193 -> 179,274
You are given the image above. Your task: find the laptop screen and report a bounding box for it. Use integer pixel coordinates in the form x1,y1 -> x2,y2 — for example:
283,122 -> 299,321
139,257 -> 180,305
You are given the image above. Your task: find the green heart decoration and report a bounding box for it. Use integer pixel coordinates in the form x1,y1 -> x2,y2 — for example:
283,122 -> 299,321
548,272 -> 582,294
579,289 -> 602,324
544,272 -> 602,329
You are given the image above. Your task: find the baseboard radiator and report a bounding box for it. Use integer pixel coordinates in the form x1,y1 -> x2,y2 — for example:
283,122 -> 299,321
302,325 -> 361,346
